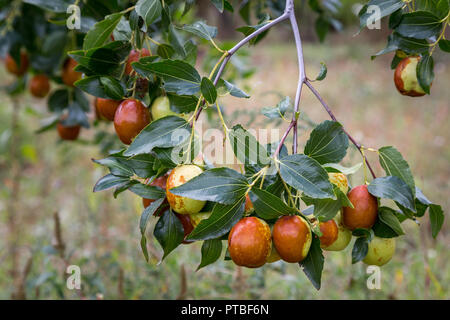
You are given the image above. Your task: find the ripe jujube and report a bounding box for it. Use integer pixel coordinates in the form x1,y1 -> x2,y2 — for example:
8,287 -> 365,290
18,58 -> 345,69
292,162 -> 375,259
5,52 -> 29,76
57,121 -> 81,141
166,165 -> 206,215
228,217 -> 272,268
62,58 -> 82,87
125,48 -> 150,75
319,219 -> 339,248
29,74 -> 50,98
95,98 -> 121,121
322,212 -> 352,251
273,215 -> 312,263
176,213 -> 194,244
142,175 -> 168,210
343,185 -> 378,230
113,99 -> 151,145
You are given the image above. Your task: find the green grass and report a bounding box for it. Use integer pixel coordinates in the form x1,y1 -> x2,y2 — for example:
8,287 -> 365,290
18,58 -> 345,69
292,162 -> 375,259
0,33 -> 449,299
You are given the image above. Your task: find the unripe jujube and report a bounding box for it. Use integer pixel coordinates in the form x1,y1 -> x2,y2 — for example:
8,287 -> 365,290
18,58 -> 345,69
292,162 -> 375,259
322,212 -> 352,251
343,185 -> 378,230
166,165 -> 206,215
150,96 -> 188,121
394,56 -> 427,97
273,215 -> 312,263
228,217 -> 272,268
328,172 -> 348,194
363,237 -> 396,266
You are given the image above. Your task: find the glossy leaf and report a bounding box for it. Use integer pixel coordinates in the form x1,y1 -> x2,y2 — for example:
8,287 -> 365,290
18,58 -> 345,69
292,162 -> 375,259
154,209 -> 184,260
378,146 -> 415,195
368,176 -> 416,212
299,236 -> 324,290
250,188 -> 295,220
197,239 -> 222,271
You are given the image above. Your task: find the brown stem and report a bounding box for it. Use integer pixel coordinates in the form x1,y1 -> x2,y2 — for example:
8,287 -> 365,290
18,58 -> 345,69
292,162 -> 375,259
305,80 -> 377,179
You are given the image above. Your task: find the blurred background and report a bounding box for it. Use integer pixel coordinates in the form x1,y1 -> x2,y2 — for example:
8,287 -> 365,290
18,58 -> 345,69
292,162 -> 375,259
0,0 -> 449,299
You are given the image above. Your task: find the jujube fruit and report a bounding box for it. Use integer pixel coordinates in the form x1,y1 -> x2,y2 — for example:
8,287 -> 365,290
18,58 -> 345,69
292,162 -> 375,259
142,175 -> 168,210
113,99 -> 151,145
29,74 -> 50,98
322,212 -> 352,251
5,52 -> 29,76
62,58 -> 82,87
244,194 -> 254,214
266,242 -> 281,263
95,98 -> 121,121
328,172 -> 348,194
176,213 -> 194,244
228,217 -> 272,268
125,48 -> 150,75
394,56 -> 427,97
273,215 -> 312,263
150,96 -> 188,121
166,165 -> 206,215
343,185 -> 378,230
189,211 -> 211,228
319,219 -> 338,248
57,121 -> 81,141
363,237 -> 396,266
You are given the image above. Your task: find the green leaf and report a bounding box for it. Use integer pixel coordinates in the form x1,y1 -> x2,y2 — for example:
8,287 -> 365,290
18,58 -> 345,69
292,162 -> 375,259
304,120 -> 349,164
315,62 -> 327,81
368,176 -> 416,212
182,21 -> 218,41
169,168 -> 248,205
157,44 -> 175,59
83,12 -> 124,50
228,124 -> 271,167
135,0 -> 162,27
124,116 -> 191,156
74,76 -> 125,99
310,197 -> 342,222
210,0 -> 225,13
379,206 -> 404,235
200,77 -> 217,104
278,154 -> 334,199
167,94 -> 199,113
169,25 -> 186,57
154,209 -> 184,260
129,183 -> 166,199
373,32 -> 430,57
23,0 -> 71,12
48,89 -> 69,112
315,16 -> 329,42
299,236 -> 324,290
140,198 -> 165,236
217,79 -> 250,98
359,0 -> 404,30
396,11 -> 442,40
132,59 -> 201,95
261,96 -> 292,119
93,156 -> 134,177
429,204 -> 444,238
93,174 -> 130,192
352,237 -> 369,264
197,239 -> 223,271
378,146 -> 415,195
417,54 -> 434,95
250,188 -> 295,220
438,39 -> 450,52
323,163 -> 362,175
187,198 -> 245,241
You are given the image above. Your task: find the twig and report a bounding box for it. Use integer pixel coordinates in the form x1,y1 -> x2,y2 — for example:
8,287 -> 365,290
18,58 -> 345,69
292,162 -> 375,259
305,80 -> 377,179
176,264 -> 187,300
194,2 -> 291,121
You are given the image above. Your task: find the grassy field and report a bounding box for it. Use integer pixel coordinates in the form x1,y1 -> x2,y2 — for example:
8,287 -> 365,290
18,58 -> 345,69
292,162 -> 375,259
0,32 -> 449,299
